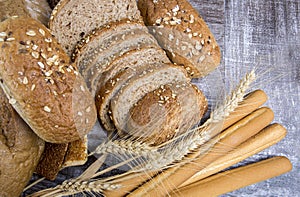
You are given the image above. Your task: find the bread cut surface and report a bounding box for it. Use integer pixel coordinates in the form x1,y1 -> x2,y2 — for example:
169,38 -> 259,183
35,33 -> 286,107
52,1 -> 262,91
49,0 -> 142,55
111,63 -> 190,133
0,88 -> 45,197
126,82 -> 207,145
0,17 -> 97,143
138,0 -> 221,78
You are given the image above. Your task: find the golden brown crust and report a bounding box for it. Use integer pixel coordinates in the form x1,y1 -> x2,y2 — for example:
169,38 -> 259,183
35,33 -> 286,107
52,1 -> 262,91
35,142 -> 68,180
0,17 -> 97,143
138,0 -> 221,78
0,88 -> 45,196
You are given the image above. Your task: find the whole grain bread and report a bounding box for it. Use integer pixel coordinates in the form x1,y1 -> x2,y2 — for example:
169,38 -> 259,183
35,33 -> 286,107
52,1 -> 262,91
49,0 -> 143,55
111,63 -> 190,133
0,17 -> 96,143
0,88 -> 45,197
138,0 -> 221,78
0,0 -> 51,26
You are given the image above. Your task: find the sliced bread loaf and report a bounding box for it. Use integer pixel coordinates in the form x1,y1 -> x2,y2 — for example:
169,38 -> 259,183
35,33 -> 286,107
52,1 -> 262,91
110,63 -> 190,133
138,0 -> 221,78
49,0 -> 142,55
126,82 -> 207,145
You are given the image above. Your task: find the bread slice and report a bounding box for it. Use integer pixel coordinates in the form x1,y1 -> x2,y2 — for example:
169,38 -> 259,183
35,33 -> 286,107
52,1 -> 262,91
0,17 -> 97,143
126,82 -> 207,145
138,0 -> 221,78
111,63 -> 190,133
83,30 -> 159,96
0,0 -> 51,26
49,0 -> 142,55
99,46 -> 170,90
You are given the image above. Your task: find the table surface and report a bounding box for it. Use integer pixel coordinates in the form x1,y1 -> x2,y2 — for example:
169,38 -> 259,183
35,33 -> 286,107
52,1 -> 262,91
27,0 -> 300,196
193,0 -> 299,196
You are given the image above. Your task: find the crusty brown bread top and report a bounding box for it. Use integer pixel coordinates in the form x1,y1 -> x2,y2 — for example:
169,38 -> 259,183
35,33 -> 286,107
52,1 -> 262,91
49,0 -> 143,55
0,17 -> 97,143
0,0 -> 51,26
138,0 -> 221,78
0,88 -> 45,197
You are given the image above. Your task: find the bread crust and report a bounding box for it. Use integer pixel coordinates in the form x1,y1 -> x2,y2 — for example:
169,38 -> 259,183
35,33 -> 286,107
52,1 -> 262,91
138,0 -> 221,78
0,88 -> 44,197
0,17 -> 96,143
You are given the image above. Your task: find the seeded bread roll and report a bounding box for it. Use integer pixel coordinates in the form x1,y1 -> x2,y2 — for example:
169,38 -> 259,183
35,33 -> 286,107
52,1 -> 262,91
0,0 -> 51,26
111,63 -> 190,133
0,17 -> 97,143
0,88 -> 45,197
138,0 -> 221,78
126,82 -> 207,145
49,0 -> 143,55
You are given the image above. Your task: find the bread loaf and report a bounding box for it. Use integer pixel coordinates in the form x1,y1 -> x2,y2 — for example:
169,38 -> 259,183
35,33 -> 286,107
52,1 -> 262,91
138,0 -> 221,78
49,0 -> 143,55
0,88 -> 44,197
0,17 -> 97,143
0,0 -> 51,26
126,82 -> 207,145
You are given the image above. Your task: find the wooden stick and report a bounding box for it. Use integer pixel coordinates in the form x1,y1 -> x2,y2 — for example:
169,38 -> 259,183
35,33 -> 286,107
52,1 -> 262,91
128,107 -> 274,196
180,123 -> 287,187
171,156 -> 292,197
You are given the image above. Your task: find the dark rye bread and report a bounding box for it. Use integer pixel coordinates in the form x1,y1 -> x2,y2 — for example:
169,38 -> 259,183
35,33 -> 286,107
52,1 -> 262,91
0,17 -> 96,143
75,23 -> 158,96
0,88 -> 44,197
126,82 -> 207,145
49,0 -> 143,55
111,63 -> 190,133
99,46 -> 170,90
0,0 -> 51,26
138,0 -> 221,78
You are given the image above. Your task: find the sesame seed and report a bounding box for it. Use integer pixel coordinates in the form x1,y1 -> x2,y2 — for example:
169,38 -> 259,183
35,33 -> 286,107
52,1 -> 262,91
9,98 -> 16,105
80,85 -> 85,91
47,47 -> 52,52
37,62 -> 45,69
41,53 -> 47,59
181,46 -> 187,50
39,28 -> 45,36
0,32 -> 7,37
32,45 -> 38,50
201,40 -> 205,45
172,5 -> 180,13
195,41 -> 202,50
45,38 -> 52,43
6,37 -> 15,41
31,84 -> 36,91
0,38 -> 4,42
193,32 -> 198,37
45,70 -> 53,77
43,106 -> 51,112
78,112 -> 83,116
85,118 -> 89,124
31,51 -> 39,59
168,34 -> 174,41
26,30 -> 36,36
86,106 -> 91,113
53,91 -> 58,96
188,33 -> 193,38
185,28 -> 191,33
199,34 -> 203,38
155,18 -> 162,25
176,39 -> 179,46
190,15 -> 195,23
169,20 -> 177,25
23,77 -> 28,84
198,55 -> 205,63
208,51 -> 211,56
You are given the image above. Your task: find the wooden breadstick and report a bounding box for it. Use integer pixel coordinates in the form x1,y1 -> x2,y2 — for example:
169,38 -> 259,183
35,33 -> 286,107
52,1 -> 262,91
222,89 -> 268,130
104,90 -> 268,197
171,156 -> 292,197
181,123 -> 287,187
127,107 -> 274,196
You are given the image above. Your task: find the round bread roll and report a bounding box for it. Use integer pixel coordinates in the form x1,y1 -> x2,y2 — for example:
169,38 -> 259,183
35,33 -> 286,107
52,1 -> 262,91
0,17 -> 97,143
0,88 -> 45,197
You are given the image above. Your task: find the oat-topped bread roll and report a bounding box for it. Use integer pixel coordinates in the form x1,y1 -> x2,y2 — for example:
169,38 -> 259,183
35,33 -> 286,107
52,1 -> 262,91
49,0 -> 143,55
0,17 -> 97,143
0,88 -> 45,197
138,0 -> 221,78
0,0 -> 51,26
126,82 -> 207,146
